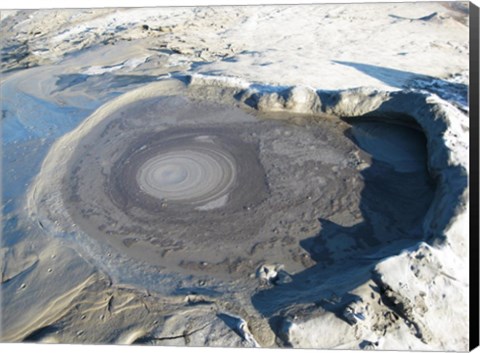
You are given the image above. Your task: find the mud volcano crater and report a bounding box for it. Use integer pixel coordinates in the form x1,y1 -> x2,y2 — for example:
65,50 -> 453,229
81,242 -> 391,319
32,81 -> 438,285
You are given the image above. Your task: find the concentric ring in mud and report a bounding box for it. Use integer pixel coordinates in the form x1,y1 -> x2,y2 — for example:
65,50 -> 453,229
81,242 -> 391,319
107,128 -> 264,214
136,147 -> 236,204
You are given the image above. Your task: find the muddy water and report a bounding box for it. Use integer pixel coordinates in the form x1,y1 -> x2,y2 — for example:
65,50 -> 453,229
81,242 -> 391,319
60,96 -> 365,281
43,92 -> 434,294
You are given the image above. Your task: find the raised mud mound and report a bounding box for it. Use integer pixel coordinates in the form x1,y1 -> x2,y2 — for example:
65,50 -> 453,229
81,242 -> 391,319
25,76 -> 469,349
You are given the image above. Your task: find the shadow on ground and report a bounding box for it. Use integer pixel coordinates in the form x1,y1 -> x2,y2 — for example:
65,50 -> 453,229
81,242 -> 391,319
333,61 -> 467,106
251,118 -> 444,330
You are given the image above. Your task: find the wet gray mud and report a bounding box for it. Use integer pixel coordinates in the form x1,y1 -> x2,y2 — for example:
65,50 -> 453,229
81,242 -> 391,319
59,95 -> 378,280
34,87 -> 434,291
